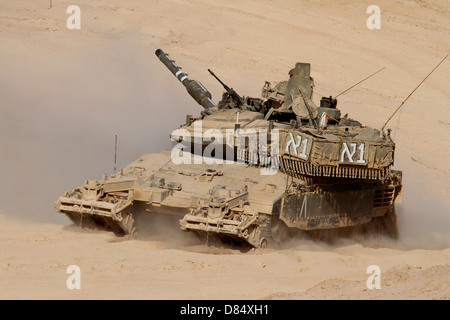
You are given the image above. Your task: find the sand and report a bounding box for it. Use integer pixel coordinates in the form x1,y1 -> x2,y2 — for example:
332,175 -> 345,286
0,0 -> 449,300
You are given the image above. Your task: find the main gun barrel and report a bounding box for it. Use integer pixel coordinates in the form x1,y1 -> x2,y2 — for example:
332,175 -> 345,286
155,49 -> 217,115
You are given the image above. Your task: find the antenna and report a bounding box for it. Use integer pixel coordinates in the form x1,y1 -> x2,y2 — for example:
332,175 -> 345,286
114,133 -> 118,172
334,67 -> 385,98
381,54 -> 448,133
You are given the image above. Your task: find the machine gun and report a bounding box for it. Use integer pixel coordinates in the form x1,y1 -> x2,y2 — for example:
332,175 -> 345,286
208,69 -> 243,108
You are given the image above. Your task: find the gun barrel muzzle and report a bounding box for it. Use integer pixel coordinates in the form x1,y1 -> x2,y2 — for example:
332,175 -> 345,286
155,49 -> 217,115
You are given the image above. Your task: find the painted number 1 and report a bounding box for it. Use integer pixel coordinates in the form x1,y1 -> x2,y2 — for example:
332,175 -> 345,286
340,142 -> 366,164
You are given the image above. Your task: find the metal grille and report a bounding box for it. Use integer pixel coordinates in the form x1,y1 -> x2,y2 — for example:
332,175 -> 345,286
280,156 -> 389,180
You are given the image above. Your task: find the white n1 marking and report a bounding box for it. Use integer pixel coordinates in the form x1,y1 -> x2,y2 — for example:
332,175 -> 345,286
341,142 -> 357,162
286,133 -> 308,159
341,142 -> 366,163
299,137 -> 308,159
285,132 -> 301,155
357,143 -> 366,164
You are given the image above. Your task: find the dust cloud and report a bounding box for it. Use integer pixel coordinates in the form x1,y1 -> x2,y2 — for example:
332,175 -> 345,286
0,36 -> 200,224
396,175 -> 450,250
134,213 -> 204,249
278,174 -> 450,252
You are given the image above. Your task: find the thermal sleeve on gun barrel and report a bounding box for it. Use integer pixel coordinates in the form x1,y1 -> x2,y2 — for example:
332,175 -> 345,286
155,49 -> 217,114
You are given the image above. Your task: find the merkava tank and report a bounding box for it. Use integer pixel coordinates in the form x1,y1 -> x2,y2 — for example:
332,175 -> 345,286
55,49 -> 403,248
